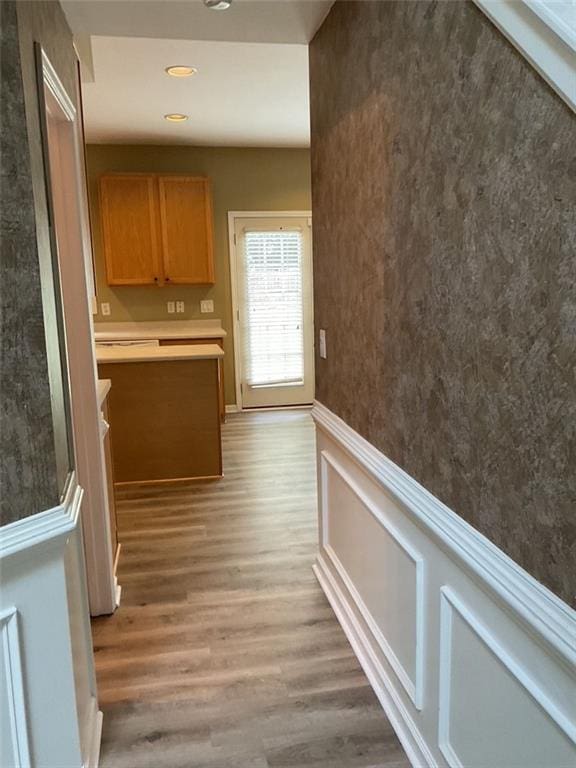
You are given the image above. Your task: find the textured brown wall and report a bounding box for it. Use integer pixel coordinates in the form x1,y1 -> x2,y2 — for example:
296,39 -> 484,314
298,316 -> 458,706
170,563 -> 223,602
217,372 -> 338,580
0,0 -> 77,524
310,1 -> 576,605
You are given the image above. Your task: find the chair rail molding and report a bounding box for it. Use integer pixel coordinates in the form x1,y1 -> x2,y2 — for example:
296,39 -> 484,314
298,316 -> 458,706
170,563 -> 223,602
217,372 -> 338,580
0,474 -> 81,560
312,401 -> 576,768
438,587 -> 576,768
474,0 -> 576,113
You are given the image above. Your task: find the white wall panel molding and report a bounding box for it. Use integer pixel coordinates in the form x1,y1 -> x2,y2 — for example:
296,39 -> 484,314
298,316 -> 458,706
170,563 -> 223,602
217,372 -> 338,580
0,608 -> 31,768
438,588 -> 576,768
312,401 -> 576,768
320,450 -> 425,709
0,472 -> 101,767
473,0 -> 576,113
313,555 -> 435,768
312,401 -> 576,668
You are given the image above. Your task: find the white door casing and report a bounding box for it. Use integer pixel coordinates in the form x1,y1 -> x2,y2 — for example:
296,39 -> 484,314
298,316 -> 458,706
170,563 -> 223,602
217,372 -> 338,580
41,49 -> 117,617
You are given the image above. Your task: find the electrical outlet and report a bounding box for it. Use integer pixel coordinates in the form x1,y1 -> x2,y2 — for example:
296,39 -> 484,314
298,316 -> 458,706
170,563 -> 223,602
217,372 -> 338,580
101,302 -> 111,316
167,301 -> 175,314
319,329 -> 327,359
200,299 -> 214,314
176,301 -> 185,314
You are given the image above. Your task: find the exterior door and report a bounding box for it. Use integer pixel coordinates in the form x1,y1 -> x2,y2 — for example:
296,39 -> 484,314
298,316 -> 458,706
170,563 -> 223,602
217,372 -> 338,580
234,216 -> 314,408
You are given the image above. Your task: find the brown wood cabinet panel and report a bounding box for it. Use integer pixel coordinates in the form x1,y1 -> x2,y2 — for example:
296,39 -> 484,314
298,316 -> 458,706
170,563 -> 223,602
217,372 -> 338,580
99,174 -> 163,285
158,337 -> 225,422
98,359 -> 222,484
158,176 -> 215,285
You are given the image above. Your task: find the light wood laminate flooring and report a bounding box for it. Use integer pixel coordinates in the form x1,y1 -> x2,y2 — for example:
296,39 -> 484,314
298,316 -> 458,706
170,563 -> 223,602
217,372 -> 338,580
92,410 -> 409,768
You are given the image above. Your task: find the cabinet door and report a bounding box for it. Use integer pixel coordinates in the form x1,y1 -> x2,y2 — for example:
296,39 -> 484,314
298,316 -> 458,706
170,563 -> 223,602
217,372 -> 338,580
99,174 -> 163,285
158,176 -> 215,284
158,337 -> 225,422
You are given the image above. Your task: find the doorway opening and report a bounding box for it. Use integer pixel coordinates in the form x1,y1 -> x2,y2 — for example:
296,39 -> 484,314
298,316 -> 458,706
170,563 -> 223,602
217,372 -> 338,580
229,211 -> 314,410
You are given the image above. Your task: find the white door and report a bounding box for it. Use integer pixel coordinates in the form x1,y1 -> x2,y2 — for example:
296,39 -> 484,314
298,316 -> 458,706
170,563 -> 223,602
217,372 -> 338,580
234,215 -> 314,408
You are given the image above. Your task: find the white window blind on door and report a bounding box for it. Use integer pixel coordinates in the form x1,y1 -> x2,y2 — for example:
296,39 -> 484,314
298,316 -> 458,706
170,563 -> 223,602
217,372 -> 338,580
241,228 -> 305,388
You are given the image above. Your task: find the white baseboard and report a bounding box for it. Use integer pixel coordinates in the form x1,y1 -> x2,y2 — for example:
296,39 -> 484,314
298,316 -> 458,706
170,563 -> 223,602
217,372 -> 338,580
225,404 -> 239,414
236,404 -> 313,413
114,579 -> 122,608
85,704 -> 103,768
312,401 -> 576,768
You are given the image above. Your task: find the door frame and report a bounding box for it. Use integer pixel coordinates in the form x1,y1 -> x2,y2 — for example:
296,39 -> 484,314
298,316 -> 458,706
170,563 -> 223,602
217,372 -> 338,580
227,210 -> 313,411
39,48 -> 117,616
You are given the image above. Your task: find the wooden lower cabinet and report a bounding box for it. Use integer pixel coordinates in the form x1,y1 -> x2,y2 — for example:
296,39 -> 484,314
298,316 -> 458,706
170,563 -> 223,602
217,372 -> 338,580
159,337 -> 225,422
98,358 -> 222,484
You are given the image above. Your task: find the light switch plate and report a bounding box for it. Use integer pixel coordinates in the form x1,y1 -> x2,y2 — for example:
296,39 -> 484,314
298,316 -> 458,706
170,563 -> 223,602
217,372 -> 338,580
176,301 -> 185,314
319,329 -> 327,359
167,301 -> 175,314
101,302 -> 111,316
200,299 -> 214,314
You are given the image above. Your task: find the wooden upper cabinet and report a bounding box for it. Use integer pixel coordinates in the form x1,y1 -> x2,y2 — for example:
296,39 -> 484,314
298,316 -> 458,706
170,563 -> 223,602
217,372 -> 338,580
158,177 -> 215,285
98,174 -> 215,286
99,174 -> 162,285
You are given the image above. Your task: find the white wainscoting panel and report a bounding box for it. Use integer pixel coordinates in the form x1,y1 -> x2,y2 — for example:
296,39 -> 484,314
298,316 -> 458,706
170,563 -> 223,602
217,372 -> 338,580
312,401 -> 576,768
0,608 -> 30,768
439,588 -> 576,768
0,475 -> 102,767
321,451 -> 425,709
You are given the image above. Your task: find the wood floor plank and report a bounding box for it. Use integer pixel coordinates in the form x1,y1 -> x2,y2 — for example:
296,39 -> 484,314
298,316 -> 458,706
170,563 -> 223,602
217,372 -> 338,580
92,409 -> 409,768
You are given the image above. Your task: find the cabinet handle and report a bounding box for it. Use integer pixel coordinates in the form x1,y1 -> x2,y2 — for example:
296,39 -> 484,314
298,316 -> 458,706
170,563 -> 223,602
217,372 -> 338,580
165,276 -> 171,282
154,276 -> 158,283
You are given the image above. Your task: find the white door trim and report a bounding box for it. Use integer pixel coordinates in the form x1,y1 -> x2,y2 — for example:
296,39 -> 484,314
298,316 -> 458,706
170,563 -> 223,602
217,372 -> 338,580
40,50 -> 117,616
227,210 -> 313,411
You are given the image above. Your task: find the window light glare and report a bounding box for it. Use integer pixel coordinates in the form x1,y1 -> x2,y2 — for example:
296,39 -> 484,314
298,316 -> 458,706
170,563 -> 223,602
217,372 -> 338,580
165,65 -> 197,78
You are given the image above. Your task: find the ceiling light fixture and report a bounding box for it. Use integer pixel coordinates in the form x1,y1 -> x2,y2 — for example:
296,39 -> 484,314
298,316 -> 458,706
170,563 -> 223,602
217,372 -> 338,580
204,0 -> 233,9
164,113 -> 189,122
165,65 -> 197,77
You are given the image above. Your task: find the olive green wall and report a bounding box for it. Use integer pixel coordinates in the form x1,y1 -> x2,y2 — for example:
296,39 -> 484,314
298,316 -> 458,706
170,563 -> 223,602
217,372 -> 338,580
86,145 -> 312,405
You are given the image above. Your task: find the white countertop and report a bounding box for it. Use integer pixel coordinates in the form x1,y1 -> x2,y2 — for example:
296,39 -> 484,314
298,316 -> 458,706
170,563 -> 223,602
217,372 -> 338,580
96,343 -> 224,365
96,378 -> 111,406
94,320 -> 227,341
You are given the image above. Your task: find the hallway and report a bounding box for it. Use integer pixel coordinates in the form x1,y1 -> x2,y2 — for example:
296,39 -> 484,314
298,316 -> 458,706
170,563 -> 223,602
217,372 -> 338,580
92,410 -> 409,768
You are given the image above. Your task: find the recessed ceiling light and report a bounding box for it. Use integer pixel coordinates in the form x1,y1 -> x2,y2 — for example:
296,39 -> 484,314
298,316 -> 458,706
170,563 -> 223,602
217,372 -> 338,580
165,65 -> 197,78
164,113 -> 189,123
204,0 -> 232,9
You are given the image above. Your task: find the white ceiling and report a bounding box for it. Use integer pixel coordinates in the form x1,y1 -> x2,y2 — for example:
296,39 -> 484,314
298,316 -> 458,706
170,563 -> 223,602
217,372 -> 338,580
62,0 -> 333,44
82,35 -> 310,146
62,0 -> 331,146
